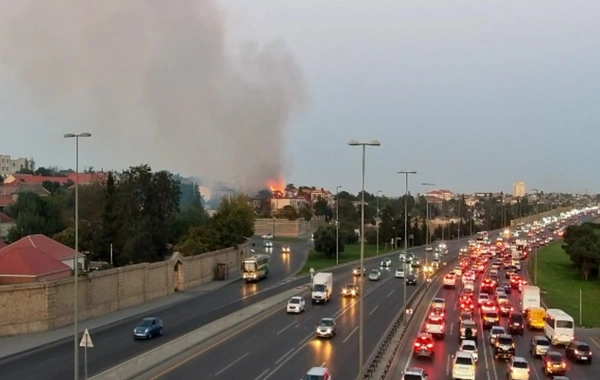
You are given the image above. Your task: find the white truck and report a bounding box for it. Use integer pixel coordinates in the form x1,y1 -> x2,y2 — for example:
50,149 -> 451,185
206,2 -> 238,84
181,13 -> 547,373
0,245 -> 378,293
521,286 -> 541,314
311,272 -> 333,304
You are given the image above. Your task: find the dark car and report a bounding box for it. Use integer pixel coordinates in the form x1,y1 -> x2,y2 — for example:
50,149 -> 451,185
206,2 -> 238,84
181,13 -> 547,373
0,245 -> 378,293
565,341 -> 593,363
133,317 -> 163,340
406,274 -> 418,285
501,281 -> 512,294
542,351 -> 566,376
508,313 -> 524,335
493,334 -> 515,360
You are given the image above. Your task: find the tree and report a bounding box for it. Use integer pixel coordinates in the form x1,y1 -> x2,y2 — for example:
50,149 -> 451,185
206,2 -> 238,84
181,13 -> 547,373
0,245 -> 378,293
313,197 -> 332,220
281,205 -> 298,220
209,194 -> 255,247
563,223 -> 600,280
98,172 -> 119,262
15,168 -> 34,174
314,225 -> 343,258
5,192 -> 65,242
299,204 -> 313,221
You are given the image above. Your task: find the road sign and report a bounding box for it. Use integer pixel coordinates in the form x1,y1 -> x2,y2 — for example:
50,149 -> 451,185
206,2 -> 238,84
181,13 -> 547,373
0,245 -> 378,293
310,267 -> 315,274
79,329 -> 94,348
406,308 -> 413,315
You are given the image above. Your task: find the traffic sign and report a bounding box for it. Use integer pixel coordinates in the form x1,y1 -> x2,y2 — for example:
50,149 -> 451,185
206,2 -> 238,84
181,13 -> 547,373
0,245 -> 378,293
406,308 -> 413,315
310,268 -> 315,274
79,329 -> 94,348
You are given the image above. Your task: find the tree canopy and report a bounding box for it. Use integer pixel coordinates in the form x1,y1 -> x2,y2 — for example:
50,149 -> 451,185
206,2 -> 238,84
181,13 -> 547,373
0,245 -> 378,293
563,223 -> 600,281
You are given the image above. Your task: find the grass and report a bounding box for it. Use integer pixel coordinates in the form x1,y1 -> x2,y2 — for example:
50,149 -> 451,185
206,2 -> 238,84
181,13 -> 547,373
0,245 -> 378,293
530,241 -> 600,327
273,236 -> 308,243
298,243 -> 394,275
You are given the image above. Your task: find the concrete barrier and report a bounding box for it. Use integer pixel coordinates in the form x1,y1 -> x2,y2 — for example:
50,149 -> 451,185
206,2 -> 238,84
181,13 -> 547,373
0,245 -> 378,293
90,287 -> 307,380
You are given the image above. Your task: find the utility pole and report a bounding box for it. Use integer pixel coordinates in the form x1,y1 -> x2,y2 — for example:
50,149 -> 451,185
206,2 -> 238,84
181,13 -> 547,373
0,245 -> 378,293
376,190 -> 382,254
422,182 -> 435,257
399,171 -> 417,326
336,186 -> 342,265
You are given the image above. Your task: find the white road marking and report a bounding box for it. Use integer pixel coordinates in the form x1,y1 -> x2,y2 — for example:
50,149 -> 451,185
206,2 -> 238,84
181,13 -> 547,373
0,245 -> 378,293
343,326 -> 359,343
253,368 -> 270,380
446,354 -> 451,376
369,306 -> 379,315
276,321 -> 295,335
387,289 -> 395,297
450,322 -> 453,336
214,352 -> 249,376
275,348 -> 294,364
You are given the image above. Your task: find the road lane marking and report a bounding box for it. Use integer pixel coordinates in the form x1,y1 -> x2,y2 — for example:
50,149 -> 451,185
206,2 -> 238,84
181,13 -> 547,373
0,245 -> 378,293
276,321 -> 295,335
387,289 -> 395,297
450,322 -> 453,335
253,368 -> 270,380
369,306 -> 379,315
343,326 -> 358,343
275,348 -> 294,364
214,352 -> 249,376
446,354 -> 451,376
591,337 -> 600,349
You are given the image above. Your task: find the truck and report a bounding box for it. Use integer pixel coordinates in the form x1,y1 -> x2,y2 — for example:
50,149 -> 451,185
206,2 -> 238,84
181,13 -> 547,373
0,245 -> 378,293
311,272 -> 333,304
521,286 -> 541,314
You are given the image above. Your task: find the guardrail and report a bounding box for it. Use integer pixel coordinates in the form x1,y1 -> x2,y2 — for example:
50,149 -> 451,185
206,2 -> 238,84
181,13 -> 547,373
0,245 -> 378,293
358,254 -> 460,380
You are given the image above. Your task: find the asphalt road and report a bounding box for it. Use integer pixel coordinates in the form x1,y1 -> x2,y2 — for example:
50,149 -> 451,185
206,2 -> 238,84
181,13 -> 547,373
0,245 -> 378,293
141,239 -> 467,380
0,237 -> 311,380
397,228 -> 598,379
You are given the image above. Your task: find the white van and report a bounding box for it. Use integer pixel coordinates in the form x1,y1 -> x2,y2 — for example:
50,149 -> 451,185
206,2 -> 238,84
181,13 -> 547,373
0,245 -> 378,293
452,351 -> 476,380
544,309 -> 575,345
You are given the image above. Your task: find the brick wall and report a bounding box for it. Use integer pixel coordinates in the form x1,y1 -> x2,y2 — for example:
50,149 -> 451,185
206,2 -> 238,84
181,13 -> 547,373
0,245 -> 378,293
0,242 -> 251,336
254,217 -> 325,237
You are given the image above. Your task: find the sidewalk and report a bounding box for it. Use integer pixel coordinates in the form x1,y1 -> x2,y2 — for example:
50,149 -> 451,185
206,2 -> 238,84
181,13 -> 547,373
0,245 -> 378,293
0,275 -> 241,360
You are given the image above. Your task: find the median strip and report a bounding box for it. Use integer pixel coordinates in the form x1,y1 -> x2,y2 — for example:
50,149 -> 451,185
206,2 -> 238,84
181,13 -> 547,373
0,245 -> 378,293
89,286 -> 307,380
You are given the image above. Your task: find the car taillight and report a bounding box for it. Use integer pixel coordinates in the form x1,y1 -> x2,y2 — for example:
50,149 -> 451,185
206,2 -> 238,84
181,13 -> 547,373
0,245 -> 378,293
426,343 -> 433,348
561,362 -> 566,368
414,342 -> 420,347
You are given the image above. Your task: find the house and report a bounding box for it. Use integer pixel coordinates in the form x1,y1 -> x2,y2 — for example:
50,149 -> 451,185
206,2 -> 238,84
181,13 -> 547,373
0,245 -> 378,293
271,197 -> 307,211
7,235 -> 85,270
3,172 -> 105,187
0,195 -> 11,213
0,212 -> 14,239
426,189 -> 455,201
0,240 -> 6,249
0,245 -> 72,285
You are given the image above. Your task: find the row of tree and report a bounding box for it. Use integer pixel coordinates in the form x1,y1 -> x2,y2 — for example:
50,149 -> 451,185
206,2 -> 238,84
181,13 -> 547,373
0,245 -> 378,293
2,165 -> 255,266
562,223 -> 600,281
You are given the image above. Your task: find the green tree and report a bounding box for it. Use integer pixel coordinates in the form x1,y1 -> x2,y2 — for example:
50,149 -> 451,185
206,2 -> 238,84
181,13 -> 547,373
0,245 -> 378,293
314,224 -> 343,258
299,204 -> 313,221
313,197 -> 332,220
6,192 -> 66,242
209,194 -> 255,248
99,172 -> 119,263
15,168 -> 34,174
281,205 -> 298,220
337,198 -> 359,226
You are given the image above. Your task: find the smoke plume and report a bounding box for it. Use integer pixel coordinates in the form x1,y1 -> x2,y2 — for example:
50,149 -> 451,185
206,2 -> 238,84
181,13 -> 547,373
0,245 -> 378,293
0,0 -> 305,191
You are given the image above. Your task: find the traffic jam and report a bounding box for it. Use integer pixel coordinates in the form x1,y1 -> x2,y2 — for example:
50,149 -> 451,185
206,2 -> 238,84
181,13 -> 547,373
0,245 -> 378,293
401,221 -> 595,380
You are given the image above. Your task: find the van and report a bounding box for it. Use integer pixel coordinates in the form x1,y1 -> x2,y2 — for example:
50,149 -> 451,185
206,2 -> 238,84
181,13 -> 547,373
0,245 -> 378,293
508,313 -> 524,335
527,307 -> 545,329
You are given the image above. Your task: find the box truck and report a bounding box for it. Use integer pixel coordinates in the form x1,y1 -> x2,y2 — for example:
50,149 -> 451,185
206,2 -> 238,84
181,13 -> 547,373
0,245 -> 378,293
312,272 -> 333,304
521,286 -> 541,314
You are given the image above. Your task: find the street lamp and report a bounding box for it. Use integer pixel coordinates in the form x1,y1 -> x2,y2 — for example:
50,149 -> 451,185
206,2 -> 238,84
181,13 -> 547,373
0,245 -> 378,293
399,171 -> 417,325
336,185 -> 342,265
376,190 -> 382,254
348,139 -> 380,376
422,182 -> 435,264
64,132 -> 91,380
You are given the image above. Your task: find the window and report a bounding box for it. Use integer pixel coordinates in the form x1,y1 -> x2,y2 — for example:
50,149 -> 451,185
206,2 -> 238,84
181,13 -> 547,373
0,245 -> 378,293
498,337 -> 513,345
512,361 -> 528,368
577,344 -> 590,351
455,356 -> 473,365
403,375 -> 422,380
536,339 -> 550,346
556,320 -> 574,328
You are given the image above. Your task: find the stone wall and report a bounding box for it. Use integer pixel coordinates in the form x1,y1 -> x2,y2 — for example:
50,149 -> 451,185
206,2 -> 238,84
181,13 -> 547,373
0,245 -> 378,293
0,242 -> 251,336
254,217 -> 325,237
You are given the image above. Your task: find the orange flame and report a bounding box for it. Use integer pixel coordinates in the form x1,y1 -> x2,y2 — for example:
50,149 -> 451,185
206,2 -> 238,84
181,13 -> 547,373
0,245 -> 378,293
267,178 -> 285,194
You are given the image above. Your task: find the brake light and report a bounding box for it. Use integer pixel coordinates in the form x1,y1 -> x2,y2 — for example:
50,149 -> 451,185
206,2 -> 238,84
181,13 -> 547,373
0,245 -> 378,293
426,343 -> 433,348
561,362 -> 566,368
414,342 -> 420,347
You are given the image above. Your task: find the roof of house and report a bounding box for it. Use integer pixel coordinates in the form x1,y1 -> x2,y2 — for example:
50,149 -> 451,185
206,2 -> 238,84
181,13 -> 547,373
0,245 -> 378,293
12,183 -> 51,196
0,212 -> 13,223
8,173 -> 106,186
0,240 -> 6,249
7,234 -> 84,261
0,195 -> 12,207
0,245 -> 71,277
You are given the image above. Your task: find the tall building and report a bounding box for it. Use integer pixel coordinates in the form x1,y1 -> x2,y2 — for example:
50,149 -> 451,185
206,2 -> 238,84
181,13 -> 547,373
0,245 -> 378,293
0,154 -> 35,176
512,181 -> 526,197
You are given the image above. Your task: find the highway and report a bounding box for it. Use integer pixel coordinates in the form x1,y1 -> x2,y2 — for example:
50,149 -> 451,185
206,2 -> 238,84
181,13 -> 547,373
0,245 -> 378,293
139,240 -> 466,380
396,227 -> 598,379
0,237 -> 311,380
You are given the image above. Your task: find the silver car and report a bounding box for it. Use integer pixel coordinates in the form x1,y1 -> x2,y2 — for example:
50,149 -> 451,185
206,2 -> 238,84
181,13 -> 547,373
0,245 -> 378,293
369,269 -> 381,281
530,335 -> 551,357
316,317 -> 336,338
489,326 -> 506,346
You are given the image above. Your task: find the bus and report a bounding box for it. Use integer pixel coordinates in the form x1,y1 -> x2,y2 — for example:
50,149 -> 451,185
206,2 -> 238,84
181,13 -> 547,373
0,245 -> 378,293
476,231 -> 487,242
241,254 -> 270,282
544,309 -> 575,345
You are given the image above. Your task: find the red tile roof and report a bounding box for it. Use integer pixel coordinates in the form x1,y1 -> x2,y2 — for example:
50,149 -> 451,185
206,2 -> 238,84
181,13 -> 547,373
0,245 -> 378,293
0,195 -> 13,207
8,234 -> 83,261
0,240 -> 6,249
0,245 -> 71,277
0,212 -> 13,223
9,174 -> 69,185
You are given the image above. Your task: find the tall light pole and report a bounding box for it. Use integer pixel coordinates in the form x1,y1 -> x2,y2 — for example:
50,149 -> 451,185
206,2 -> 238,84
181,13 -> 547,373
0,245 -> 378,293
336,185 -> 342,265
457,195 -> 462,240
376,190 -> 382,254
399,171 -> 417,325
422,183 -> 435,263
348,139 -> 380,376
64,132 -> 91,380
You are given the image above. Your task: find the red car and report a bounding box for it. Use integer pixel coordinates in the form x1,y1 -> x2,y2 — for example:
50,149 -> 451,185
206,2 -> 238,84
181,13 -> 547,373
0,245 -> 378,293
460,299 -> 475,312
413,333 -> 435,358
481,279 -> 496,293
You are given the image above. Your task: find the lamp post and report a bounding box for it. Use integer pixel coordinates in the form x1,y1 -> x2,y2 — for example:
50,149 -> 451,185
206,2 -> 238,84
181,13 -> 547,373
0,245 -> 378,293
336,185 -> 342,265
64,132 -> 91,380
422,183 -> 435,264
399,171 -> 417,325
348,139 -> 380,376
376,190 -> 382,254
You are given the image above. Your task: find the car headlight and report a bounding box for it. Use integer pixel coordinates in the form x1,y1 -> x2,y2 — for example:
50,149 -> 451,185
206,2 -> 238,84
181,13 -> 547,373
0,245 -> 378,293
144,328 -> 149,333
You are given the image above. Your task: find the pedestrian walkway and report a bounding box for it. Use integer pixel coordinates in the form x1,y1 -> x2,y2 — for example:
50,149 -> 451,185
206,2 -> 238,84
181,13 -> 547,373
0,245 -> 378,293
0,275 -> 240,360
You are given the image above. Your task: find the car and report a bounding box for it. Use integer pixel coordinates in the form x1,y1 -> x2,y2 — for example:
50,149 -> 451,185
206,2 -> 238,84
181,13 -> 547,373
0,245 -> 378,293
496,294 -> 509,304
443,274 -> 456,289
399,253 -> 406,262
406,274 -> 418,285
459,311 -> 473,325
460,288 -> 474,300
460,339 -> 479,363
460,247 -> 468,255
481,279 -> 495,293
489,326 -> 507,345
287,296 -> 306,313
407,253 -> 415,262
460,299 -> 475,313
425,245 -> 433,252
133,317 -> 163,340
498,301 -> 513,316
494,334 -> 515,360
352,266 -> 366,276
565,340 -> 593,363
342,284 -> 359,297
395,268 -> 405,278
401,367 -> 429,379
495,287 -> 506,297
262,233 -> 273,239
463,281 -> 475,292
541,351 -> 567,376
482,311 -> 500,329
453,267 -> 463,276
529,335 -> 551,357
425,315 -> 445,339
459,320 -> 477,342
477,293 -> 490,305
369,269 -> 381,281
510,275 -> 521,288
281,245 -> 290,253
413,333 -> 435,358
380,258 -> 392,267
431,258 -> 441,268
481,300 -> 497,313
431,297 -> 446,309
263,240 -> 273,248
452,351 -> 476,380
507,356 -> 530,380
302,366 -> 331,380
411,259 -> 422,268
316,317 -> 336,338
518,280 -> 529,293
508,313 -> 524,335
501,281 -> 512,294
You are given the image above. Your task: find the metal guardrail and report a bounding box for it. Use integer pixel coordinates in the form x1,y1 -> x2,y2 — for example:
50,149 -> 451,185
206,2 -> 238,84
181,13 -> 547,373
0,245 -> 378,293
358,255 -> 460,380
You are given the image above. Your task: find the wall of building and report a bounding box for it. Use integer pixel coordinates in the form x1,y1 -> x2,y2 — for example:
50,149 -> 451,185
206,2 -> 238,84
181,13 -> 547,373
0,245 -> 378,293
254,217 -> 325,237
0,242 -> 251,336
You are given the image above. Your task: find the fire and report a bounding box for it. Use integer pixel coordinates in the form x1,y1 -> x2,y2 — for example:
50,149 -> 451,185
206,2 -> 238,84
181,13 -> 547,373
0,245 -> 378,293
267,178 -> 285,193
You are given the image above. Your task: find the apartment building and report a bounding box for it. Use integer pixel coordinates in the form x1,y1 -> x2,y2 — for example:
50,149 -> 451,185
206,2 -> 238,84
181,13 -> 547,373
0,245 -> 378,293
0,155 -> 35,177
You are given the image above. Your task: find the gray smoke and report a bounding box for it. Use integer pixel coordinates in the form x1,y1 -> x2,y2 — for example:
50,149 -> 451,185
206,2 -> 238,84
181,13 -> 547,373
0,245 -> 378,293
0,0 -> 306,191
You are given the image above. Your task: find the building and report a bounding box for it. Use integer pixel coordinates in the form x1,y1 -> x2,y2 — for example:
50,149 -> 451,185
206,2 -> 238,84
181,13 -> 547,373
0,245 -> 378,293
0,154 -> 35,177
513,182 -> 526,198
271,197 -> 308,211
0,212 -> 14,239
6,234 -> 85,270
0,245 -> 72,284
199,184 -> 235,202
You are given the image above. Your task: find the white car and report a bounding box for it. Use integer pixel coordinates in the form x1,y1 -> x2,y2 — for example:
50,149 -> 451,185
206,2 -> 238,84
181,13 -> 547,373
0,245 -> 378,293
460,339 -> 479,363
477,293 -> 489,305
443,274 -> 456,289
398,253 -> 406,261
489,326 -> 506,345
303,366 -> 331,380
263,240 -> 273,248
496,294 -> 509,303
453,267 -> 462,277
425,316 -> 445,339
369,269 -> 381,281
261,233 -> 273,239
286,296 -> 305,314
464,281 -> 474,292
380,258 -> 392,267
452,351 -> 476,380
395,269 -> 405,278
506,356 -> 530,380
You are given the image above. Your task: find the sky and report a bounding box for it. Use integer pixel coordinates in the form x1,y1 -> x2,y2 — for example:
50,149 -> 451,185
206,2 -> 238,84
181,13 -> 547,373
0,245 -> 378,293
1,1 -> 599,196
